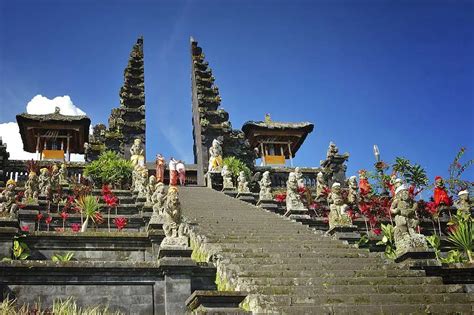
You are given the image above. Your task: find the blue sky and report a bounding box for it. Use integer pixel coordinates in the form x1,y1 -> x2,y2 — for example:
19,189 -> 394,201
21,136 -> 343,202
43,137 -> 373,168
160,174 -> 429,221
0,0 -> 473,187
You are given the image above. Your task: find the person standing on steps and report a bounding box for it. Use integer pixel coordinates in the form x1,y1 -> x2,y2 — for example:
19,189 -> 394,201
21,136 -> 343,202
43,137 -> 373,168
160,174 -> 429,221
155,153 -> 165,183
176,160 -> 186,186
169,157 -> 178,186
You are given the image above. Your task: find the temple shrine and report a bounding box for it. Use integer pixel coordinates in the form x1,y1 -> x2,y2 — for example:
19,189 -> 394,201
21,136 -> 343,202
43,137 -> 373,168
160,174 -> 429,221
242,115 -> 314,167
15,107 -> 91,161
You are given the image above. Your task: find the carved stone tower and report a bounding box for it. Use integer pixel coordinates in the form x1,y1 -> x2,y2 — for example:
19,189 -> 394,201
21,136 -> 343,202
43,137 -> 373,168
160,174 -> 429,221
107,36 -> 146,160
190,37 -> 254,185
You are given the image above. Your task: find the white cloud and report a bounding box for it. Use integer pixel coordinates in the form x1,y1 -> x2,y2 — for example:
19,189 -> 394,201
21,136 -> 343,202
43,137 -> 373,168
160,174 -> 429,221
26,94 -> 86,116
0,95 -> 87,161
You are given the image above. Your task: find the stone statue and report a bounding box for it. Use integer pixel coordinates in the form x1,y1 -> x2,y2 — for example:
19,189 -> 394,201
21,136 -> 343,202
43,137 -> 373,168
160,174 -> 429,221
24,172 -> 39,202
326,141 -> 339,159
237,171 -> 250,193
84,142 -> 91,162
286,172 -> 305,211
208,139 -> 223,172
38,168 -> 51,197
455,190 -> 472,214
135,166 -> 148,198
390,185 -> 428,256
130,138 -> 145,167
294,167 -> 305,188
221,165 -> 234,190
59,163 -> 68,185
161,186 -> 188,247
146,175 -> 157,205
258,171 -> 273,201
315,172 -> 328,203
155,154 -> 165,183
0,179 -> 19,217
347,175 -> 359,205
358,170 -> 372,196
327,182 -> 352,229
50,164 -> 60,193
152,182 -> 167,214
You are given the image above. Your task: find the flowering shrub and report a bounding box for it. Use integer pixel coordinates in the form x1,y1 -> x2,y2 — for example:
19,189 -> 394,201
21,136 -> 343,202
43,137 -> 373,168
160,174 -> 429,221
113,217 -> 128,231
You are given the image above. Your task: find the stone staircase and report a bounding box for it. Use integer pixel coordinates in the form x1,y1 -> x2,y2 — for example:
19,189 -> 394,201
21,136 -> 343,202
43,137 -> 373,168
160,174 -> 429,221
180,186 -> 473,314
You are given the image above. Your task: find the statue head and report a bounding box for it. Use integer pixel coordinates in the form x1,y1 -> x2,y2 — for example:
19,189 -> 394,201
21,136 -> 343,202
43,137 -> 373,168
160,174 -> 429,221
156,182 -> 165,193
435,176 -> 444,188
134,138 -> 142,146
239,171 -> 245,177
40,168 -> 49,176
395,184 -> 409,200
458,190 -> 469,201
149,175 -> 156,184
263,171 -> 270,179
358,170 -> 367,180
349,175 -> 357,184
6,179 -> 16,189
61,163 -> 67,170
288,172 -> 296,182
28,172 -> 37,179
332,182 -> 341,193
167,186 -> 179,205
52,164 -> 59,173
295,167 -> 301,173
212,139 -> 220,148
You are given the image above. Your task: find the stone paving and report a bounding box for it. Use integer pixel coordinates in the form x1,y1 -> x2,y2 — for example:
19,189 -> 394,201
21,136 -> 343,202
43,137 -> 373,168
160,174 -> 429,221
180,186 -> 473,314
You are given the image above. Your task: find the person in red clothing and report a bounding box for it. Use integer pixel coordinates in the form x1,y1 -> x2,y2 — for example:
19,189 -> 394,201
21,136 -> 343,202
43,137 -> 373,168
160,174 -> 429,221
433,176 -> 452,207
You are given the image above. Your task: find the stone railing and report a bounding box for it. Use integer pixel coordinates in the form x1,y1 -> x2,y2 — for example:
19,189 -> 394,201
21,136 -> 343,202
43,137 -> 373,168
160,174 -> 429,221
3,160 -> 198,186
255,166 -> 321,188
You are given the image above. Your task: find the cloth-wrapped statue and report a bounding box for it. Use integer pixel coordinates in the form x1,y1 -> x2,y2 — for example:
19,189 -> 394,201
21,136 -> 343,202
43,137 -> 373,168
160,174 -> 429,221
327,182 -> 352,229
130,138 -> 145,167
133,166 -> 148,198
221,165 -> 234,190
258,171 -> 273,201
358,170 -> 371,196
433,176 -> 452,208
0,179 -> 19,217
24,172 -> 39,202
286,172 -> 305,212
38,168 -> 51,197
50,164 -> 61,193
455,190 -> 472,215
237,171 -> 250,193
208,139 -> 223,172
390,185 -> 428,256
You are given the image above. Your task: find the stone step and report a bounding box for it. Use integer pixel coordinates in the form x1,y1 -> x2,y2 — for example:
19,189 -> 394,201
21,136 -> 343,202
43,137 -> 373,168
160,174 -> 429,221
239,276 -> 445,287
243,284 -> 465,295
222,250 -> 374,259
221,256 -> 388,266
252,292 -> 471,306
272,303 -> 473,315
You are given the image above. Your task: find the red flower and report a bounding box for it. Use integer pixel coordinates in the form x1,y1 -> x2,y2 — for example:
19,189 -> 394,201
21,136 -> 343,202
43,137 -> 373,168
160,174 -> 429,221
71,223 -> 81,232
36,213 -> 43,222
297,187 -> 307,194
274,193 -> 286,203
60,211 -> 69,221
113,217 -> 128,231
104,194 -> 118,208
372,228 -> 382,236
94,212 -> 104,224
20,225 -> 30,232
101,184 -> 112,196
67,195 -> 75,204
45,216 -> 53,224
425,201 -> 438,215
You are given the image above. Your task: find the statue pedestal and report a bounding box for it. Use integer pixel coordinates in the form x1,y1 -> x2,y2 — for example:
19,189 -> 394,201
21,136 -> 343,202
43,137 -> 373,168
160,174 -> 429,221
0,226 -> 18,258
158,244 -> 193,259
185,290 -> 249,314
147,213 -> 165,231
18,209 -> 38,232
222,188 -> 238,198
236,192 -> 256,204
257,199 -> 279,212
326,225 -> 360,242
161,236 -> 190,249
0,216 -> 19,229
394,249 -> 436,263
207,172 -> 223,190
285,208 -> 310,220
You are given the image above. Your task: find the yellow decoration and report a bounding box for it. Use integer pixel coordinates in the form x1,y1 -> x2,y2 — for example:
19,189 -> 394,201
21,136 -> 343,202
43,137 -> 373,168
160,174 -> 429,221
42,150 -> 65,160
264,155 -> 286,165
6,179 -> 16,186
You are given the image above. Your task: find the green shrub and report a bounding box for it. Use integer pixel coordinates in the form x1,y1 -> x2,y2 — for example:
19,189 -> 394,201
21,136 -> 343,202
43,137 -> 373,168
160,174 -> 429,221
223,156 -> 251,179
84,151 -> 133,188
